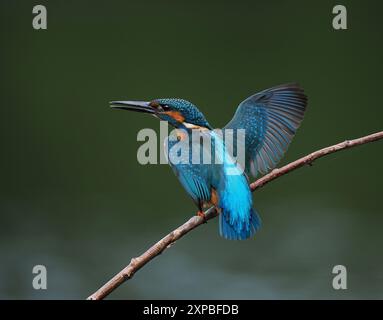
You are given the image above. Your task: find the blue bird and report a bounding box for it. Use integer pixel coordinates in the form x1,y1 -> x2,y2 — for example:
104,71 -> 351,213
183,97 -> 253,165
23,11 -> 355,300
111,83 -> 307,240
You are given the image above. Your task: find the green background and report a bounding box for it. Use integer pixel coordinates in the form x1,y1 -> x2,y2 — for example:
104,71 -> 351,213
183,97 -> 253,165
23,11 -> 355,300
1,0 -> 382,299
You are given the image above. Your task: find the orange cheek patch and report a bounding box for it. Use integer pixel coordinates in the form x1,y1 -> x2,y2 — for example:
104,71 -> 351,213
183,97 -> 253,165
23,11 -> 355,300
163,111 -> 185,123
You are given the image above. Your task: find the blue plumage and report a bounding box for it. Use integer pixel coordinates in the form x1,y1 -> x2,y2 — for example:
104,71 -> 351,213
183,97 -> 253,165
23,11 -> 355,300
220,208 -> 261,240
225,83 -> 307,177
211,130 -> 260,240
111,83 -> 307,240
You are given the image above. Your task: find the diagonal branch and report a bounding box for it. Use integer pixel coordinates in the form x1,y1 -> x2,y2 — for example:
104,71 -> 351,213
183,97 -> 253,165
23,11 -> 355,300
87,130 -> 383,300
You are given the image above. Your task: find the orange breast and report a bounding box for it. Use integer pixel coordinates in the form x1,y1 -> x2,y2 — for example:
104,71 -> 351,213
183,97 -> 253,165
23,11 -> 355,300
210,188 -> 219,207
202,188 -> 220,209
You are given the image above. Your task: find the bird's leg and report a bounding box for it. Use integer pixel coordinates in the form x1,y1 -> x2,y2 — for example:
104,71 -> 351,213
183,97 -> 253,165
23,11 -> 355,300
197,210 -> 207,223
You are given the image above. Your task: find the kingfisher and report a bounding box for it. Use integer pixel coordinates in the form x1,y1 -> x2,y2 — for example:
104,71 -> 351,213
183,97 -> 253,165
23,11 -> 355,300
110,83 -> 307,240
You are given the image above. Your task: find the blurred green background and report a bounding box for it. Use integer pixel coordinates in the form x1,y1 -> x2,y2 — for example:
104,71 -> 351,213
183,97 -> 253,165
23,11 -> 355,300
0,0 -> 382,299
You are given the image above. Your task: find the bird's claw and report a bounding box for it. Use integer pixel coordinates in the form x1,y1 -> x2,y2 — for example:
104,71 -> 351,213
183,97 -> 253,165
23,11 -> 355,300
197,211 -> 207,223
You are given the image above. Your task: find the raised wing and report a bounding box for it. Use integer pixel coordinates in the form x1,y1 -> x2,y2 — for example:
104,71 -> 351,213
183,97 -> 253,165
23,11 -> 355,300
224,83 -> 307,178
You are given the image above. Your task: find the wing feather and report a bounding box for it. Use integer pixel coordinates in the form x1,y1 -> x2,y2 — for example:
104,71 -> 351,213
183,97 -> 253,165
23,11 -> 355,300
224,83 -> 307,177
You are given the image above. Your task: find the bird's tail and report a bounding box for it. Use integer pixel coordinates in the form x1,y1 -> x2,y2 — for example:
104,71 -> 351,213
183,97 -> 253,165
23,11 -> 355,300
219,207 -> 261,240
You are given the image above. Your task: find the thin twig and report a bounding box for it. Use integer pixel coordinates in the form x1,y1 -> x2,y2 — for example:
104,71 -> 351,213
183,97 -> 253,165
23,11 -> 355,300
87,130 -> 383,300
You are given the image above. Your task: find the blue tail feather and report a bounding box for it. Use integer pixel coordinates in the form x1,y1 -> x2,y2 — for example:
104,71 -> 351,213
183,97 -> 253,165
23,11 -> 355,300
219,207 -> 261,240
211,129 -> 261,240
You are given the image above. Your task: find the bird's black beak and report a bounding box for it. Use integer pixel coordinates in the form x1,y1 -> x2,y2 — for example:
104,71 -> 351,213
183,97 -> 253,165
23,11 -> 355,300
109,101 -> 155,114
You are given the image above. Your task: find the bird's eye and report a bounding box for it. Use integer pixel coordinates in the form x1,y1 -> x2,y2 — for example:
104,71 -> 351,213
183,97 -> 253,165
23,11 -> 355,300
157,104 -> 170,112
149,101 -> 169,112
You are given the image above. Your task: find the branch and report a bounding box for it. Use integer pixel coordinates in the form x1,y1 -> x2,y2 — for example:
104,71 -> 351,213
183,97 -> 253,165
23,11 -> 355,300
87,130 -> 383,300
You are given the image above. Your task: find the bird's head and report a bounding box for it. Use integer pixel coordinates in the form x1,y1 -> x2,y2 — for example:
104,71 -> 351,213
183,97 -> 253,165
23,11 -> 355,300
110,98 -> 212,130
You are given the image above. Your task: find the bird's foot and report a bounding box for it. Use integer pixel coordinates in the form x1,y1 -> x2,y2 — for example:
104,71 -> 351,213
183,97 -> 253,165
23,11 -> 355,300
197,211 -> 207,223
